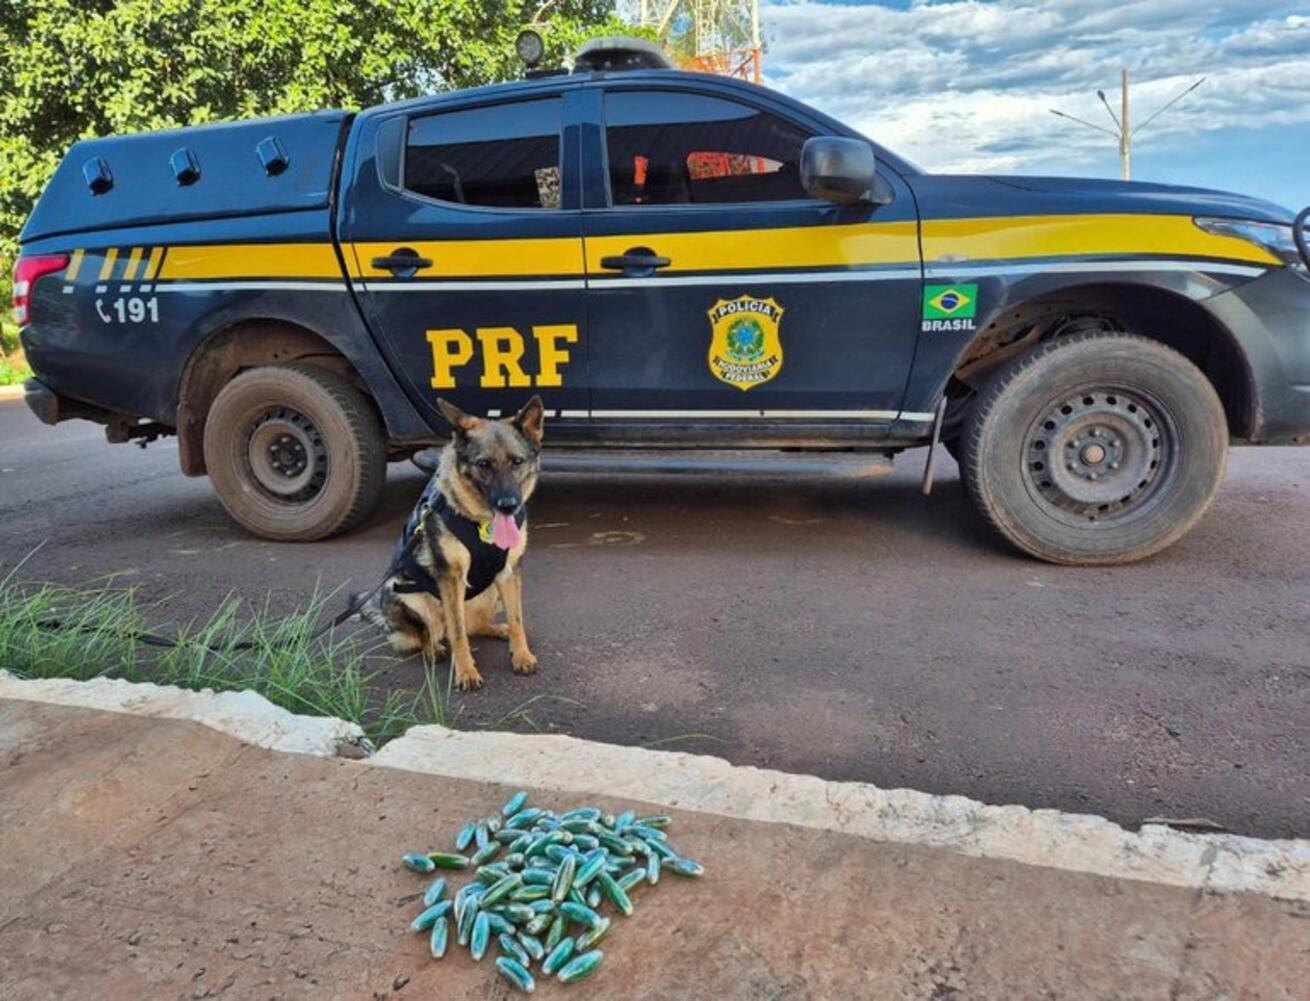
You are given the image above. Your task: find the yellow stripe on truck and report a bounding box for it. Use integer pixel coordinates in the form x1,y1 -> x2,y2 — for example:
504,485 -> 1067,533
350,238 -> 586,279
97,247 -> 119,281
64,249 -> 84,282
158,243 -> 343,280
144,246 -> 166,280
587,220 -> 921,273
921,213 -> 1282,267
122,246 -> 144,281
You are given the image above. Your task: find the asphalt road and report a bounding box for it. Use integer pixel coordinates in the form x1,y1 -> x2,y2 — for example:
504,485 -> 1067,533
1,396 -> 1307,838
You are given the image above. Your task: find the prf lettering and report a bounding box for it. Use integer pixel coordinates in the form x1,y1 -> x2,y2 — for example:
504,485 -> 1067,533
426,325 -> 578,389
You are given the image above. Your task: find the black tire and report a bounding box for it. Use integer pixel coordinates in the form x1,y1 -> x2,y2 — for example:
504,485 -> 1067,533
203,363 -> 386,541
962,332 -> 1228,565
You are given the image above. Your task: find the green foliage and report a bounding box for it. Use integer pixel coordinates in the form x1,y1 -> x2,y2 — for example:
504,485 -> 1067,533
0,0 -> 637,273
0,573 -> 445,743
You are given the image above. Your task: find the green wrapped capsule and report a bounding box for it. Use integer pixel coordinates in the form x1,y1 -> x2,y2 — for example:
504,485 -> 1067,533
470,841 -> 501,865
493,903 -> 535,924
585,884 -> 602,909
541,936 -> 575,976
487,815 -> 501,834
634,815 -> 671,829
574,852 -> 607,888
576,916 -> 611,950
402,852 -> 435,874
522,868 -> 555,886
410,900 -> 452,933
646,838 -> 676,860
645,853 -> 661,886
475,820 -> 490,850
525,855 -> 555,870
557,948 -> 604,984
518,932 -> 545,961
558,901 -> 602,928
598,871 -> 633,917
503,791 -> 529,817
630,824 -> 667,842
566,887 -> 586,907
455,821 -> 477,852
545,913 -> 567,952
529,899 -> 555,915
457,896 -> 479,946
551,854 -> 576,904
561,807 -> 601,822
526,831 -> 566,858
596,832 -> 633,856
480,873 -> 523,909
512,885 -> 550,903
429,916 -> 449,959
499,932 -> 530,966
496,827 -> 530,845
504,852 -> 526,870
571,834 -> 599,851
668,857 -> 704,878
545,844 -> 584,865
426,851 -> 471,870
477,863 -> 511,885
423,877 -> 448,907
484,911 -> 517,936
506,807 -> 544,829
614,810 -> 636,833
524,913 -> 553,936
618,867 -> 646,893
495,956 -> 535,994
471,911 -> 491,961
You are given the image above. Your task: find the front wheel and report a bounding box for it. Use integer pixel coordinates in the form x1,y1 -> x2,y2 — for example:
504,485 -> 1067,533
961,333 -> 1228,565
203,363 -> 386,541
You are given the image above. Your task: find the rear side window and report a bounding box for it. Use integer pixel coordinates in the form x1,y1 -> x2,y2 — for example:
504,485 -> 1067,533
405,98 -> 562,209
603,91 -> 812,207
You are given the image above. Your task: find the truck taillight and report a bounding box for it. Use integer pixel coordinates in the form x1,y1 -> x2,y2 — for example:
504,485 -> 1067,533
12,254 -> 69,326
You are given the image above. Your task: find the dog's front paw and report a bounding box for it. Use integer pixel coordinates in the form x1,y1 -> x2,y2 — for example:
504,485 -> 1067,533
454,666 -> 485,691
511,649 -> 538,675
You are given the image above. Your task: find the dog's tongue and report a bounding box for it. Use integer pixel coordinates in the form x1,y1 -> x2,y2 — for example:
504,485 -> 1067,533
492,512 -> 521,551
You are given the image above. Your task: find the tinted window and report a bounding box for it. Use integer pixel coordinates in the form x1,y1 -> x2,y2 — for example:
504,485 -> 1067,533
405,98 -> 562,209
604,91 -> 811,206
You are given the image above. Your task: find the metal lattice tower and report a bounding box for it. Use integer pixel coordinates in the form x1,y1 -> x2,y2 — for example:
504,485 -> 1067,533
632,0 -> 761,81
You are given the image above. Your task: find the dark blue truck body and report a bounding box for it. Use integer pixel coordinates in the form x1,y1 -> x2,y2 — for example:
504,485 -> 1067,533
15,64 -> 1310,559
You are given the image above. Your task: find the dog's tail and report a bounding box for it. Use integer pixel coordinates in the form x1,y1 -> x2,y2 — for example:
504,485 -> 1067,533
351,589 -> 390,631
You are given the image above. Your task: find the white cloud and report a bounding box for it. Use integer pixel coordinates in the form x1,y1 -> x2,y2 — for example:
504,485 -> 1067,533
759,1 -> 1310,179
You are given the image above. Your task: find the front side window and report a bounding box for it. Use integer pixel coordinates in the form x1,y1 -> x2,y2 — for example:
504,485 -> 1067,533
405,98 -> 562,209
603,91 -> 812,206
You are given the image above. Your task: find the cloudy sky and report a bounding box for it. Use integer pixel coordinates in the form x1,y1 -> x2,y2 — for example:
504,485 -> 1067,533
758,0 -> 1309,210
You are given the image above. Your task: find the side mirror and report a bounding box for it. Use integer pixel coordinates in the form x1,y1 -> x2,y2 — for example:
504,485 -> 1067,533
800,137 -> 886,205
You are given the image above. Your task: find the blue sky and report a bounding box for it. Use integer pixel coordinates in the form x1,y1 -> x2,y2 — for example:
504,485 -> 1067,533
758,0 -> 1309,210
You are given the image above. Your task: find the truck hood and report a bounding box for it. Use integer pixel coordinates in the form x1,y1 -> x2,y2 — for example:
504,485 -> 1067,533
908,174 -> 1295,226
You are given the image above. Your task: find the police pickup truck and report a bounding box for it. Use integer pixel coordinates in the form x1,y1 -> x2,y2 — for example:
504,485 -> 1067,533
15,38 -> 1310,564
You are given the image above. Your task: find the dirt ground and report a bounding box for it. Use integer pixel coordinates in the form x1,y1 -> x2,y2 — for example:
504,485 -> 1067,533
2,698 -> 1307,1000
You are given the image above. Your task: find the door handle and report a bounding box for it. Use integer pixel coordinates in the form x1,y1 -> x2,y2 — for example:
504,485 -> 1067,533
371,247 -> 433,276
599,246 -> 671,276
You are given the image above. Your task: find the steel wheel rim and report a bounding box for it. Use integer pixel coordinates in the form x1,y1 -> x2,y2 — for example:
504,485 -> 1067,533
246,407 -> 328,502
1022,386 -> 1176,525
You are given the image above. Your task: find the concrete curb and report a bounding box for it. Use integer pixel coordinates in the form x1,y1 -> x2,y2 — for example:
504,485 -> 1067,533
2,671 -> 1307,903
0,383 -> 27,401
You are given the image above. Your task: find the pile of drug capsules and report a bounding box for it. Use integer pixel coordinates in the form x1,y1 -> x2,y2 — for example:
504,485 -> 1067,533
401,791 -> 704,992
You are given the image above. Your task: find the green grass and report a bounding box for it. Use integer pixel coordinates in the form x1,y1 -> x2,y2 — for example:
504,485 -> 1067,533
1,320 -> 29,386
0,566 -> 447,744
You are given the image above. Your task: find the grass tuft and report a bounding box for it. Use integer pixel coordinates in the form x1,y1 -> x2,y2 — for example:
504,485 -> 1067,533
0,573 -> 430,744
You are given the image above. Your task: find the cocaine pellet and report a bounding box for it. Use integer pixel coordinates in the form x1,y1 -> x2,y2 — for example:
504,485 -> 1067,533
556,948 -> 604,983
499,932 -> 530,967
428,916 -> 449,959
470,912 -> 491,961
503,791 -> 529,817
426,851 -> 471,870
495,956 -> 535,993
410,900 -> 452,933
541,936 -> 575,976
423,877 -> 448,907
402,852 -> 435,873
454,822 -> 476,852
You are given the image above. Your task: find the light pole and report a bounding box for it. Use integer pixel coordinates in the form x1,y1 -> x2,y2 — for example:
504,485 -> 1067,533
1051,71 -> 1204,181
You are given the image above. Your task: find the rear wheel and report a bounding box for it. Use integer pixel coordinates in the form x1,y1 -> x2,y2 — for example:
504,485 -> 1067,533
962,332 -> 1228,565
203,363 -> 386,541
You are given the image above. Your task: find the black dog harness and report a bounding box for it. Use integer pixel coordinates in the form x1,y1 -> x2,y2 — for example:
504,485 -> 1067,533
390,480 -> 526,601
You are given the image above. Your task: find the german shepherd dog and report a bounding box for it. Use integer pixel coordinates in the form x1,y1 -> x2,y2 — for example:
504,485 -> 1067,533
359,397 -> 543,690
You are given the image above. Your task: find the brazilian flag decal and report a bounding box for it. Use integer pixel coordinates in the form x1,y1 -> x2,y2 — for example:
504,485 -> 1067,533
922,284 -> 978,320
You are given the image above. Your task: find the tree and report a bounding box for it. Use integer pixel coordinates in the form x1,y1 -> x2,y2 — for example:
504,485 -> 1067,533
0,0 -> 635,281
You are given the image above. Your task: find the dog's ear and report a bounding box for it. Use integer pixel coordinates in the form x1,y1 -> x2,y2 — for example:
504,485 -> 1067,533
437,398 -> 481,437
510,395 -> 545,448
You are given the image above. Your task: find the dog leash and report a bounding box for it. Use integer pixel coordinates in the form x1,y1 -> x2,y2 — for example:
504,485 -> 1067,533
30,505 -> 432,655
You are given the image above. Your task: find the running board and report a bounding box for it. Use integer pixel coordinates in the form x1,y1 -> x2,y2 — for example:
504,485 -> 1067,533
542,449 -> 894,479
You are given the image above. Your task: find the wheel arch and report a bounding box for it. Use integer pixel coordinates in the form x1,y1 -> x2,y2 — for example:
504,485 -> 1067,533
176,318 -> 376,476
944,282 -> 1256,441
